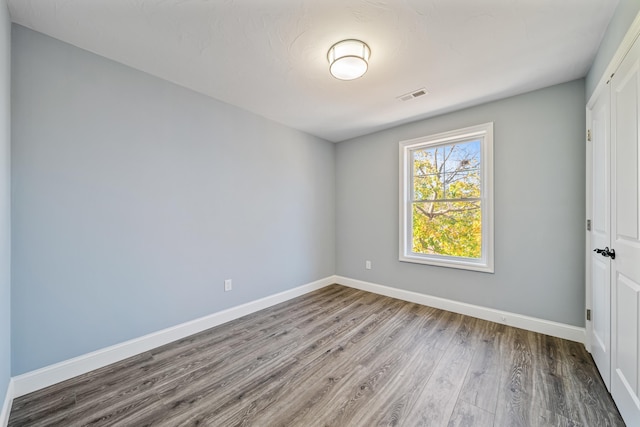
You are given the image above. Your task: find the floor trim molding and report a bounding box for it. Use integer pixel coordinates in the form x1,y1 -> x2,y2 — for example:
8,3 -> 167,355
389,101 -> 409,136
335,276 -> 585,344
0,379 -> 14,427
10,274 -> 585,401
11,276 -> 336,398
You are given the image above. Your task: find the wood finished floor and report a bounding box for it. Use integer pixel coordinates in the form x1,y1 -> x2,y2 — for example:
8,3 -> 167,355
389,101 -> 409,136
8,285 -> 624,427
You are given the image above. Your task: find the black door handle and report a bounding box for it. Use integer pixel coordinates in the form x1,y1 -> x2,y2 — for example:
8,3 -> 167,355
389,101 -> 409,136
594,247 -> 616,259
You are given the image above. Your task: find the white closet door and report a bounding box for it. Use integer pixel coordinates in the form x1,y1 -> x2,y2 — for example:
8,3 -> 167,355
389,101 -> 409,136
610,33 -> 640,426
589,85 -> 611,390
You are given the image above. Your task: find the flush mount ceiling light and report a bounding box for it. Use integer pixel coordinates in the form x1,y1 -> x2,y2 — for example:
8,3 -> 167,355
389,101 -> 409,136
327,39 -> 371,80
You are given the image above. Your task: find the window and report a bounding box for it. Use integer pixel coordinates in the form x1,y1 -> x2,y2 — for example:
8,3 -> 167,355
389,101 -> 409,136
399,122 -> 494,272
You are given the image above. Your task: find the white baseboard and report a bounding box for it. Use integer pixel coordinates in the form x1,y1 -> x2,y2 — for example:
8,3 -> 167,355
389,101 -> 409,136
11,276 -> 337,398
10,274 -> 585,401
0,379 -> 14,427
335,276 -> 585,344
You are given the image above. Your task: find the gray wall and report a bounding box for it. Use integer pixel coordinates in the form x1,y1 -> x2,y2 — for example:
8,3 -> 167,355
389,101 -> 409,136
586,0 -> 640,98
9,5 -> 621,378
11,25 -> 335,375
0,0 -> 10,409
336,79 -> 586,327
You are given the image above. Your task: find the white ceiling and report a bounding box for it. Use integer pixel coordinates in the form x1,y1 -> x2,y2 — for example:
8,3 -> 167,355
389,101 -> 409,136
7,0 -> 617,142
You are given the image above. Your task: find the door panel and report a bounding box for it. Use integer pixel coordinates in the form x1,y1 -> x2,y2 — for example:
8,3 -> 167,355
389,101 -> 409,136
593,95 -> 609,232
614,68 -> 638,239
589,83 -> 611,388
615,274 -> 639,393
610,33 -> 640,426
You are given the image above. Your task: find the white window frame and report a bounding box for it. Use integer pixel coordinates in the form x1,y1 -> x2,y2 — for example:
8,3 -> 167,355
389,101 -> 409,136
399,122 -> 494,273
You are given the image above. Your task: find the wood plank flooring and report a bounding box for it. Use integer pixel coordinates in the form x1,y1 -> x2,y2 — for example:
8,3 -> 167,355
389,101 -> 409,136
8,285 -> 624,426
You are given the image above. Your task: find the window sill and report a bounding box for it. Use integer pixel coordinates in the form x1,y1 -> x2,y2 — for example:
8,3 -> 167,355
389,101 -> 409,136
399,254 -> 494,273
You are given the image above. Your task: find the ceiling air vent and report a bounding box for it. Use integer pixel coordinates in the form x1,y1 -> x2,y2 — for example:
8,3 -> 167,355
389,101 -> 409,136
397,88 -> 429,101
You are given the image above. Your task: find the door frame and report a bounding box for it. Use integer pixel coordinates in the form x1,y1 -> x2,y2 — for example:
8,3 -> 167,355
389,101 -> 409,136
585,12 -> 640,356
585,105 -> 593,353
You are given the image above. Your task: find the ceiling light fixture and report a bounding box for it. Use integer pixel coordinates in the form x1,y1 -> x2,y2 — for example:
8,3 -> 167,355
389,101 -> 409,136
327,39 -> 371,81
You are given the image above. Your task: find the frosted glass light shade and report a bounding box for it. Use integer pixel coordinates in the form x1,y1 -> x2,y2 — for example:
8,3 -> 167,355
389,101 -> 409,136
327,39 -> 370,80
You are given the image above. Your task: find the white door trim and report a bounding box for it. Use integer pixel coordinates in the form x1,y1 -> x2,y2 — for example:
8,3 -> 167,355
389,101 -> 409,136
586,106 -> 593,353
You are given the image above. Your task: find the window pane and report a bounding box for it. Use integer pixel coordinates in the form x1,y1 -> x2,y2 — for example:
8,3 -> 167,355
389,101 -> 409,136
443,140 -> 481,172
442,140 -> 481,199
413,146 -> 444,200
412,201 -> 482,258
413,147 -> 442,177
413,175 -> 441,200
444,170 -> 481,199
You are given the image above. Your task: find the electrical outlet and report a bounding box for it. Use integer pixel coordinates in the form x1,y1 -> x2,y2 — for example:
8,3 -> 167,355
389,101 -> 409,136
365,260 -> 372,270
224,279 -> 232,292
